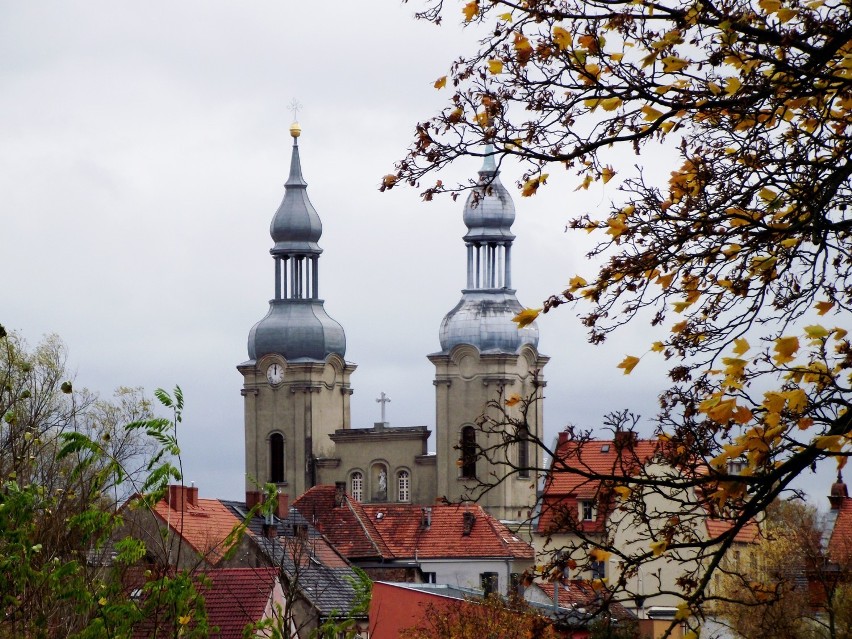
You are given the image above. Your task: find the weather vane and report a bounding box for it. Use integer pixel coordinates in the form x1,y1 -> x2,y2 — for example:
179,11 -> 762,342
287,98 -> 302,123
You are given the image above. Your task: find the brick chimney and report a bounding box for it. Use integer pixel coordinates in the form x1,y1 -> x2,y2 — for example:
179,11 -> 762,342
168,484 -> 197,512
275,492 -> 289,519
614,430 -> 638,451
246,490 -> 262,511
462,510 -> 476,536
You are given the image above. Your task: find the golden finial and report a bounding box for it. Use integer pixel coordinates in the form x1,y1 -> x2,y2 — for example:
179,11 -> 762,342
288,98 -> 303,138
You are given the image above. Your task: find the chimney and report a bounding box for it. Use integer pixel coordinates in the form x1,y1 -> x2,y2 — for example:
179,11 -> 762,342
462,510 -> 476,536
334,482 -> 346,508
614,430 -> 638,451
421,507 -> 432,529
830,471 -> 849,510
246,490 -> 262,511
275,492 -> 289,519
168,485 -> 190,512
186,485 -> 199,508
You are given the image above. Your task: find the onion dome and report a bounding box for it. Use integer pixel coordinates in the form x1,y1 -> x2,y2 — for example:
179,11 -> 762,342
247,124 -> 346,362
436,149 -> 539,354
462,150 -> 516,243
269,122 -> 322,255
439,291 -> 539,354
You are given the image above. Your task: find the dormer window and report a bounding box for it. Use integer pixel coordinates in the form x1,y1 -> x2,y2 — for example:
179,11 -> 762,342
580,500 -> 597,521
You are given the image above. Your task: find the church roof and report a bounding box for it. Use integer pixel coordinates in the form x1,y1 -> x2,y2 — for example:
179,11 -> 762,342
828,495 -> 852,562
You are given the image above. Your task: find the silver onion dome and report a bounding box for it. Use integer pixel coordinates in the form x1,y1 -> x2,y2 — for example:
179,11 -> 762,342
247,124 -> 346,362
436,149 -> 539,355
439,291 -> 539,353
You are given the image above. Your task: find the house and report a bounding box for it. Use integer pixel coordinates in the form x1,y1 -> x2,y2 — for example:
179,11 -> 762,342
536,431 -> 757,616
293,483 -> 535,594
199,567 -> 284,638
369,581 -> 573,639
120,485 -> 368,638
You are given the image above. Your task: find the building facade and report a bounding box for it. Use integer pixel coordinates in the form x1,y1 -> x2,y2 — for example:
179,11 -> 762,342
240,127 -> 546,523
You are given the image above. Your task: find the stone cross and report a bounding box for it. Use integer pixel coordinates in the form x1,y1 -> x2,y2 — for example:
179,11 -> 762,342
376,391 -> 391,423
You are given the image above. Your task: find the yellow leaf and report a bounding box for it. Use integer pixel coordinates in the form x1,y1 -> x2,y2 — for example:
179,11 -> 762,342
505,394 -> 521,406
773,336 -> 799,364
462,0 -> 479,22
657,272 -> 675,289
724,76 -> 741,95
513,32 -> 532,53
642,105 -> 664,121
178,615 -> 191,626
675,602 -> 691,620
708,399 -> 736,423
590,548 -> 612,562
601,166 -> 616,183
617,355 -> 641,375
498,11 -> 513,22
815,301 -> 834,315
805,324 -> 829,339
577,174 -> 595,191
552,26 -> 572,50
613,485 -> 632,499
763,391 -> 787,413
568,275 -> 588,291
650,540 -> 668,556
672,320 -> 688,333
733,406 -> 753,425
600,97 -> 623,111
99,597 -> 108,606
662,56 -> 690,73
434,76 -> 447,90
733,337 -> 750,355
521,173 -> 548,196
672,300 -> 693,313
814,434 -> 845,452
487,59 -> 504,74
651,341 -> 665,352
758,0 -> 781,12
759,187 -> 778,201
512,308 -> 542,328
785,388 -> 808,413
606,214 -> 627,236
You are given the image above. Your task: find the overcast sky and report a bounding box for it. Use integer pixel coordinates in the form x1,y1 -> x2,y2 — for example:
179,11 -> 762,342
2,1 -> 834,506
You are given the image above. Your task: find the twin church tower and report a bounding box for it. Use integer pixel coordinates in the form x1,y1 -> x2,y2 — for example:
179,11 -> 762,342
238,123 -> 548,524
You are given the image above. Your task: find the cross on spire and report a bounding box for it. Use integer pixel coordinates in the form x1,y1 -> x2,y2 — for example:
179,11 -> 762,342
376,391 -> 391,423
288,98 -> 302,123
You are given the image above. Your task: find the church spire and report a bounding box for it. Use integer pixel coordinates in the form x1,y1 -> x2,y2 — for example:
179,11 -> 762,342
247,125 -> 346,361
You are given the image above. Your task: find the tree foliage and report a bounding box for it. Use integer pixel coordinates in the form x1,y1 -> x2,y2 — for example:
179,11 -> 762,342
715,500 -> 852,639
0,328 -> 206,638
400,594 -> 560,639
390,0 -> 852,629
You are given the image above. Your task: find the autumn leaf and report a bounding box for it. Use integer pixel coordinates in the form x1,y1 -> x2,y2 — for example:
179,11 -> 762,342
662,56 -> 690,73
733,337 -> 750,355
590,548 -> 611,562
613,485 -> 632,499
487,59 -> 504,74
382,174 -> 398,189
650,540 -> 668,556
773,336 -> 799,364
498,12 -> 513,22
505,394 -> 521,407
521,174 -> 548,196
651,341 -> 665,352
552,26 -> 572,50
724,77 -> 741,95
462,0 -> 479,22
815,301 -> 834,315
434,76 -> 447,90
617,355 -> 640,375
601,166 -> 616,183
804,324 -> 829,339
513,308 -> 541,328
568,275 -> 588,291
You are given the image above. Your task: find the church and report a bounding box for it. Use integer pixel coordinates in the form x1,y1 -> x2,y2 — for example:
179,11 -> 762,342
238,122 -> 548,525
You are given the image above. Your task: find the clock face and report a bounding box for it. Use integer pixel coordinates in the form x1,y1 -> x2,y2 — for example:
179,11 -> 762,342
266,363 -> 284,385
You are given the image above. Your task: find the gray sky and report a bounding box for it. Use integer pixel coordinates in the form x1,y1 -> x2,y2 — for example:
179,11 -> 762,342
2,1 -> 832,505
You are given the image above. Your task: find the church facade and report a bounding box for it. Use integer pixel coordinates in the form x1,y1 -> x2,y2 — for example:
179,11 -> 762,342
238,123 -> 547,524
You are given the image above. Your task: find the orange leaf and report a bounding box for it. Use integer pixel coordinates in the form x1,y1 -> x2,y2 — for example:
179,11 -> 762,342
434,76 -> 447,90
462,1 -> 479,22
512,308 -> 541,328
617,355 -> 640,375
815,301 -> 834,315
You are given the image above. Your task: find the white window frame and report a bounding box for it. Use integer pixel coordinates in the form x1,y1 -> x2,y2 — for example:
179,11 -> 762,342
579,500 -> 597,521
350,471 -> 363,502
397,469 -> 411,502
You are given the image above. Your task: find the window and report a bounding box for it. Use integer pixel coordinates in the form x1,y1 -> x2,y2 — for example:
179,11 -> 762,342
518,426 -> 530,478
422,571 -> 436,584
591,560 -> 606,579
461,426 -> 477,479
397,470 -> 410,502
350,471 -> 363,502
579,500 -> 596,521
480,572 -> 499,596
269,433 -> 285,484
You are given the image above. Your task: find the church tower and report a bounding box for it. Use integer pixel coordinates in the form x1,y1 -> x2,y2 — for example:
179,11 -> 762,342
239,123 -> 355,497
429,150 -> 548,523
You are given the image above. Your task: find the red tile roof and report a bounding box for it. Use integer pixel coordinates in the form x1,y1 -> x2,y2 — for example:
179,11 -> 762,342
535,580 -> 633,618
294,485 -> 533,561
538,434 -> 659,534
293,485 -> 393,560
200,567 -> 279,638
362,502 -> 534,560
152,495 -> 241,565
829,497 -> 852,562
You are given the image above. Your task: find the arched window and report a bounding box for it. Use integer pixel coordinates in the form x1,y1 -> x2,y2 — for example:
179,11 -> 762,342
350,471 -> 363,502
461,426 -> 477,479
518,426 -> 530,479
397,470 -> 411,502
269,433 -> 285,484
